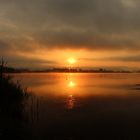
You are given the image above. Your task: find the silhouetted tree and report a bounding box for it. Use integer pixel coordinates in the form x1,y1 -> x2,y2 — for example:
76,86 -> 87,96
0,57 -> 6,79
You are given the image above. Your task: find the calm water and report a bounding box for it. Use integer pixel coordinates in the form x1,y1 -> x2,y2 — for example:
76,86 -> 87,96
12,73 -> 140,139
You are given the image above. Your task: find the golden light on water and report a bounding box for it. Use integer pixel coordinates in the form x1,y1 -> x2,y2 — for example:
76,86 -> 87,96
68,81 -> 76,87
67,94 -> 75,109
67,58 -> 76,64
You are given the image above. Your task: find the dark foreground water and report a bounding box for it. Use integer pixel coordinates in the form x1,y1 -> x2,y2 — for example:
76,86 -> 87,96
11,73 -> 140,139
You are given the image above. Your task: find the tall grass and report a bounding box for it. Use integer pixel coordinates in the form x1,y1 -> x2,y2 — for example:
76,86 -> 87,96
0,74 -> 28,118
0,57 -> 28,118
0,58 -> 30,139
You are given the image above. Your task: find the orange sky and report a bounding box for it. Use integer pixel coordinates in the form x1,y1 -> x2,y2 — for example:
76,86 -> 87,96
4,47 -> 140,70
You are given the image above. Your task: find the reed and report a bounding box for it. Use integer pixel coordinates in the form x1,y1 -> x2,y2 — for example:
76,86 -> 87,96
0,57 -> 28,119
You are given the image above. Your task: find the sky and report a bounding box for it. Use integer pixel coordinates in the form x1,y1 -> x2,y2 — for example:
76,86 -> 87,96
0,0 -> 140,70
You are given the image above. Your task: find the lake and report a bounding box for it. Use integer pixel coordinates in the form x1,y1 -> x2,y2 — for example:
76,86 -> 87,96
12,73 -> 140,139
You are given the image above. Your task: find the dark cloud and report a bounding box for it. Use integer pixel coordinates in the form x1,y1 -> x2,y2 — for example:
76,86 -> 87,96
0,0 -> 140,50
5,55 -> 57,68
33,29 -> 139,50
0,40 -> 10,50
106,56 -> 140,62
12,0 -> 138,32
80,55 -> 140,62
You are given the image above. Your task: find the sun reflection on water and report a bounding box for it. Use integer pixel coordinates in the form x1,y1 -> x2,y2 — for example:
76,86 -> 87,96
66,79 -> 76,109
68,81 -> 76,87
67,94 -> 75,109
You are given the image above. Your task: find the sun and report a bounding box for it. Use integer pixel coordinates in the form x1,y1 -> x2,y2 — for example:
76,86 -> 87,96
67,58 -> 76,64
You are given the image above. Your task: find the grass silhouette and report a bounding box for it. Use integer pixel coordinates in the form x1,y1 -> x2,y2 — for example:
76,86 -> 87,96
0,58 -> 30,139
0,75 -> 28,118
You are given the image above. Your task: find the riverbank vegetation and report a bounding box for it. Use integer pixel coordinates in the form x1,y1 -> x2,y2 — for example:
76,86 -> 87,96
0,58 -> 29,139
